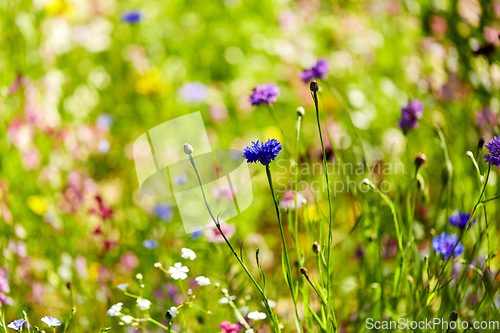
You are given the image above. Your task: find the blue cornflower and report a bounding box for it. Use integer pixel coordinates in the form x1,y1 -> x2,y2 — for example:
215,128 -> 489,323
432,233 -> 464,259
249,84 -> 279,106
398,99 -> 423,131
122,11 -> 142,23
7,319 -> 25,331
143,240 -> 158,249
179,82 -> 207,102
243,139 -> 282,165
484,136 -> 500,168
155,203 -> 173,221
41,317 -> 61,328
300,59 -> 330,83
449,211 -> 476,229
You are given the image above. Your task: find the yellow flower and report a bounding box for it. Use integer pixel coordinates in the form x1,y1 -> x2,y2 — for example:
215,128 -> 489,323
135,68 -> 164,95
27,195 -> 47,216
44,0 -> 73,16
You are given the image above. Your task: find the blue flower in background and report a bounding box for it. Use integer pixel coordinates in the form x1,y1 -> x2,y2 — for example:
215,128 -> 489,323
449,211 -> 476,229
7,319 -> 25,331
143,240 -> 158,249
179,82 -> 207,102
155,203 -> 173,221
243,139 -> 282,165
300,59 -> 330,83
484,136 -> 500,168
398,99 -> 423,131
249,84 -> 279,106
432,233 -> 464,259
122,11 -> 142,23
41,317 -> 61,328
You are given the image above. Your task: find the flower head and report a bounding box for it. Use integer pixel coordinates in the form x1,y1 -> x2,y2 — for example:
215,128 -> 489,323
432,233 -> 464,259
137,298 -> 151,311
195,276 -> 211,286
204,221 -> 236,243
398,99 -> 424,131
7,319 -> 25,331
179,82 -> 207,102
181,248 -> 196,260
300,59 -> 330,83
117,283 -> 129,291
122,11 -> 142,23
121,315 -> 133,324
484,136 -> 500,167
168,262 -> 189,280
107,302 -> 123,316
219,321 -> 242,333
249,84 -> 279,106
41,317 -> 61,327
247,311 -> 267,320
143,240 -> 158,249
155,203 -> 173,221
167,306 -> 178,318
279,190 -> 305,210
449,211 -> 476,229
243,139 -> 282,165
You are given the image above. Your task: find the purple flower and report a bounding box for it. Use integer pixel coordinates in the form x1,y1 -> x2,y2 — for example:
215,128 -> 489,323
300,59 -> 330,83
179,82 -> 207,102
122,11 -> 142,23
484,136 -> 500,168
243,139 -> 282,165
398,99 -> 424,131
155,203 -> 173,221
143,240 -> 158,249
432,233 -> 464,259
449,211 -> 476,229
7,319 -> 25,331
249,84 -> 279,106
41,317 -> 61,327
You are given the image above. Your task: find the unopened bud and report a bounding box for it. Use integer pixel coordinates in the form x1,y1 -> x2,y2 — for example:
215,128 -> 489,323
300,267 -> 307,275
414,153 -> 427,169
297,106 -> 305,117
478,136 -> 485,149
184,143 -> 194,155
309,81 -> 319,92
449,311 -> 458,321
312,242 -> 320,253
135,273 -> 143,280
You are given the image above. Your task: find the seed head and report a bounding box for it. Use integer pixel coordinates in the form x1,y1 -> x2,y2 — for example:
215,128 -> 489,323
184,143 -> 194,155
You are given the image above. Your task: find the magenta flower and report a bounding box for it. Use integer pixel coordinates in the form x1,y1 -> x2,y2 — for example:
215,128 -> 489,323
204,221 -> 236,243
219,321 -> 242,333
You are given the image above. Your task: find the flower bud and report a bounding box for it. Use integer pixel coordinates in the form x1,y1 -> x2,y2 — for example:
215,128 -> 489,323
414,153 -> 427,169
300,267 -> 307,275
312,242 -> 320,253
478,136 -> 485,149
297,106 -> 305,117
309,81 -> 319,92
449,310 -> 458,322
184,143 -> 194,155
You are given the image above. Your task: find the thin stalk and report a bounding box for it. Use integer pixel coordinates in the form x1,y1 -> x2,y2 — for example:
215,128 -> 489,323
187,154 -> 280,332
265,164 -> 302,333
311,88 -> 335,331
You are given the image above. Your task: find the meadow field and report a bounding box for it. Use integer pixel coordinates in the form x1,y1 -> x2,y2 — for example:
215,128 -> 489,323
2,0 -> 500,332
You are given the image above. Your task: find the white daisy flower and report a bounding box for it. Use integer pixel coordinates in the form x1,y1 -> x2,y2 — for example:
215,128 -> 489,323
181,248 -> 196,260
120,315 -> 133,324
168,262 -> 189,280
136,298 -> 151,310
195,276 -> 211,286
107,302 -> 123,316
247,311 -> 267,320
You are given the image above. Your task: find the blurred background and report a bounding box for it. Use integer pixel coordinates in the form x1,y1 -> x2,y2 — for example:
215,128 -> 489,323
2,0 -> 500,331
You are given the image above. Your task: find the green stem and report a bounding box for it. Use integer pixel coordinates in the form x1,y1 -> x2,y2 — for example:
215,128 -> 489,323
311,89 -> 335,332
187,154 -> 281,333
265,164 -> 302,333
